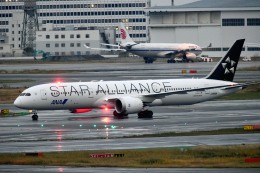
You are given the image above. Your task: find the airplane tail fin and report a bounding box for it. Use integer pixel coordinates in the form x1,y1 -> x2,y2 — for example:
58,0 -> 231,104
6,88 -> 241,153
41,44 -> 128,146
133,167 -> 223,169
206,39 -> 245,82
119,23 -> 136,45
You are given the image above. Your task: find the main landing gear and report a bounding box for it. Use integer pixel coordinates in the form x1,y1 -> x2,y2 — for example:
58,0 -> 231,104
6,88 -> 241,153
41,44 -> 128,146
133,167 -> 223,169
32,111 -> 38,121
144,57 -> 155,64
167,59 -> 176,63
138,110 -> 153,119
113,110 -> 153,119
113,110 -> 128,119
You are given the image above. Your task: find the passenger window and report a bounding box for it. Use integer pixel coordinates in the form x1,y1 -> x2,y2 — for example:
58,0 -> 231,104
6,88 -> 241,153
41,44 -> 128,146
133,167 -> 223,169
25,93 -> 31,96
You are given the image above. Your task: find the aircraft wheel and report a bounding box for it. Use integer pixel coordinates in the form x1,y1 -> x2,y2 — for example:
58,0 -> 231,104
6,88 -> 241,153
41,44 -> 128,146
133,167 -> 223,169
32,114 -> 38,121
167,60 -> 170,63
138,110 -> 153,119
113,110 -> 128,119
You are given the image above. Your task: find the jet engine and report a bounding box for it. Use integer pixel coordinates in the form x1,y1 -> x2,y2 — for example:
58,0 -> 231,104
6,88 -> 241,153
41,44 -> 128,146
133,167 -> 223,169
185,52 -> 196,61
115,97 -> 143,114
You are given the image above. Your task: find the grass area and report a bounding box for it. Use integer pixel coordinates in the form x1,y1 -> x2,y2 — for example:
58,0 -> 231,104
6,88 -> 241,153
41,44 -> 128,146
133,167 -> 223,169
0,144 -> 259,168
126,128 -> 260,138
0,87 -> 26,104
238,66 -> 260,71
0,69 -> 79,74
0,79 -> 34,84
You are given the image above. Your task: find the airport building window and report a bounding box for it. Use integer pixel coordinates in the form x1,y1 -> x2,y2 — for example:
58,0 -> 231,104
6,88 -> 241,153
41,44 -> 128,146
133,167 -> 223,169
77,43 -> 81,47
70,34 -> 74,38
46,35 -> 50,39
61,43 -> 65,47
247,18 -> 260,26
248,47 -> 260,51
55,35 -> 59,39
61,34 -> 65,39
202,47 -> 221,51
85,34 -> 89,38
55,43 -> 59,47
76,34 -> 80,38
46,43 -> 50,48
70,43 -> 74,47
222,18 -> 244,26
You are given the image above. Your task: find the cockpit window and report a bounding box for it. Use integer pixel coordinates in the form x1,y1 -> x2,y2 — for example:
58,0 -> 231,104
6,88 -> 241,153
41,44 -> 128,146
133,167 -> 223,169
19,93 -> 31,96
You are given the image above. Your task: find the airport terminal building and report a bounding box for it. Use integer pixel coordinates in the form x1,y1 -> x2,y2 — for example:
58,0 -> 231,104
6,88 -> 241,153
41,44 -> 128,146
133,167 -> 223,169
0,0 -> 149,57
0,0 -> 260,58
147,0 -> 260,58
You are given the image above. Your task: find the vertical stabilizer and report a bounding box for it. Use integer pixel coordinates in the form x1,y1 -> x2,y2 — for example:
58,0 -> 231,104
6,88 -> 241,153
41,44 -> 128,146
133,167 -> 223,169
119,23 -> 136,45
206,39 -> 245,81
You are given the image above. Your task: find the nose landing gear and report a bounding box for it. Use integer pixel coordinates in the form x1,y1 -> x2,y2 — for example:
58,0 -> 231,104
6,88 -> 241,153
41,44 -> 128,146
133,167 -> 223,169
32,111 -> 38,121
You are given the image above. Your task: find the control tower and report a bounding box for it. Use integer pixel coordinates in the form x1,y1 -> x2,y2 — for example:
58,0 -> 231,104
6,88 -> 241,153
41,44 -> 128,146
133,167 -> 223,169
21,0 -> 39,55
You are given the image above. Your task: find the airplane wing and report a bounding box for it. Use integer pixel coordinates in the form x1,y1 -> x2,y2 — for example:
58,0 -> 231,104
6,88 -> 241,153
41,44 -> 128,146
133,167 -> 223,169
100,43 -> 120,48
156,51 -> 186,58
84,44 -> 126,52
222,81 -> 260,90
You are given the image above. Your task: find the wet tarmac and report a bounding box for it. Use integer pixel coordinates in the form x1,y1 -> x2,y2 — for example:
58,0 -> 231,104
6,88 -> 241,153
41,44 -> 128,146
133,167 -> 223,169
1,61 -> 259,88
0,99 -> 259,153
0,165 -> 259,173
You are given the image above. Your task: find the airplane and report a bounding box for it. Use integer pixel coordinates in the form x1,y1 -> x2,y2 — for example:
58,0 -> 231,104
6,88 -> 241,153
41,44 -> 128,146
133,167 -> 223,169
85,23 -> 203,64
14,39 -> 251,121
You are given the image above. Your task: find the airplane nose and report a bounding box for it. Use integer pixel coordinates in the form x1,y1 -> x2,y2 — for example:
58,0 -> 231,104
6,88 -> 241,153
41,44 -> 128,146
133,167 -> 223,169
14,97 -> 22,108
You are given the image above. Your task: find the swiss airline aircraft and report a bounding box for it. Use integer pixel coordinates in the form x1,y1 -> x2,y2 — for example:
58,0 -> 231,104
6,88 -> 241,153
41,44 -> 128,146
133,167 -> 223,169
85,23 -> 202,63
15,39 -> 249,121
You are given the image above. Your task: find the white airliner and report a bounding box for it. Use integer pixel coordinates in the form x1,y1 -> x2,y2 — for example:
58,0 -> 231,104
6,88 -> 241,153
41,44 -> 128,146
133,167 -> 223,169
15,39 -> 249,121
85,23 -> 202,63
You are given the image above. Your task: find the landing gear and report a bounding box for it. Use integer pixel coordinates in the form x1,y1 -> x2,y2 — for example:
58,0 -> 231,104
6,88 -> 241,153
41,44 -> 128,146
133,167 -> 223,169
32,113 -> 38,121
138,110 -> 153,119
113,110 -> 128,119
167,59 -> 176,63
144,57 -> 155,64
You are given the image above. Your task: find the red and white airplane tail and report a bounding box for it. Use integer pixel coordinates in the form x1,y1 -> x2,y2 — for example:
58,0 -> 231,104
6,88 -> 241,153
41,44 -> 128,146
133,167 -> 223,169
118,23 -> 136,46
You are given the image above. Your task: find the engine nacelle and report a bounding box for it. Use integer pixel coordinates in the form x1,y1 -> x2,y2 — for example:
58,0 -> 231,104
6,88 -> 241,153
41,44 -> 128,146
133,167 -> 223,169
186,52 -> 196,60
115,97 -> 143,114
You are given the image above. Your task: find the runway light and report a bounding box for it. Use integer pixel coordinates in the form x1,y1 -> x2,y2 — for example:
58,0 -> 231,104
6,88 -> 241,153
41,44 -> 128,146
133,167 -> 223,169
57,167 -> 64,172
93,124 -> 97,128
111,125 -> 116,129
41,124 -> 44,127
102,117 -> 111,124
62,124 -> 64,127
79,124 -> 83,128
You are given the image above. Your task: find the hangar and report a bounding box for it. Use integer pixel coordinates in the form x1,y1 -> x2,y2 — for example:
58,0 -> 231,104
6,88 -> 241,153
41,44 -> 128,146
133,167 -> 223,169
147,0 -> 260,58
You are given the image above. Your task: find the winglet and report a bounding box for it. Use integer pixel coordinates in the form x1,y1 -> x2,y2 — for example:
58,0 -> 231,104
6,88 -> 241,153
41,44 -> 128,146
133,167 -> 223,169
206,39 -> 245,81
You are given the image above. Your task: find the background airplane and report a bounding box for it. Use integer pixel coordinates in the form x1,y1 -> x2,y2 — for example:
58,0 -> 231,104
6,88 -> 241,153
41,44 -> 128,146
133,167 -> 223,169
14,39 -> 252,121
85,23 -> 203,64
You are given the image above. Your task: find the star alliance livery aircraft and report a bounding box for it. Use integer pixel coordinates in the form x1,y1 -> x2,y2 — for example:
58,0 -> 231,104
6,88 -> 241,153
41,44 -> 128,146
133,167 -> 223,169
15,39 -> 249,121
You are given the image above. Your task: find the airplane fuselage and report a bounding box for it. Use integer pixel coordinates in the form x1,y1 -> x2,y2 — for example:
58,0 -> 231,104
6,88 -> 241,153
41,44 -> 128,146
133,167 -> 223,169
14,79 -> 240,111
126,43 -> 202,59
